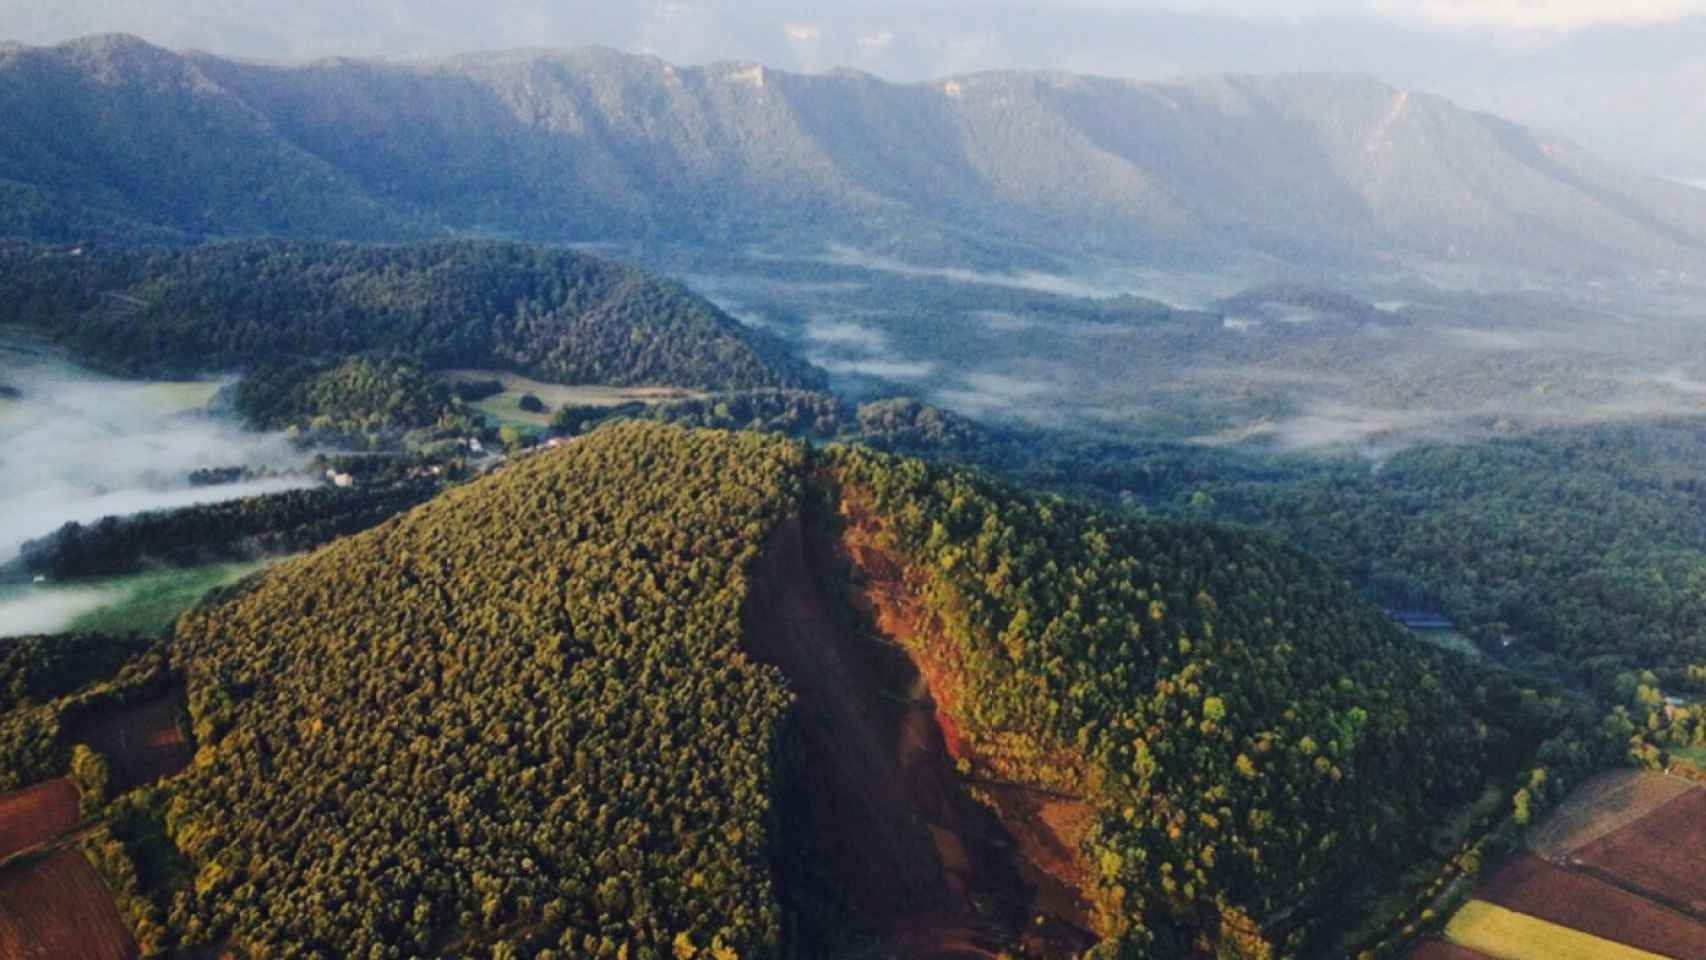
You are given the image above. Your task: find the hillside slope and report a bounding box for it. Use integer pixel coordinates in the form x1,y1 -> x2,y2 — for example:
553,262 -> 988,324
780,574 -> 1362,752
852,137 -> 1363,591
166,426 -> 806,959
4,35 -> 1706,272
0,239 -> 818,389
80,423 -> 1521,958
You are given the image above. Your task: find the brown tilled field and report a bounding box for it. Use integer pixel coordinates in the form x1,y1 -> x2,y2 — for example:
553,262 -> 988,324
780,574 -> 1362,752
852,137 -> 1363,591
1479,851 -> 1706,957
0,848 -> 136,960
0,778 -> 78,861
1406,940 -> 1495,960
1572,788 -> 1706,916
76,694 -> 191,791
1526,770 -> 1698,859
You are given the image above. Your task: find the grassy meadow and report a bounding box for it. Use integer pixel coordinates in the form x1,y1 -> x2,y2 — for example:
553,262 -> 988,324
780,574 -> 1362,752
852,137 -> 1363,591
0,559 -> 287,638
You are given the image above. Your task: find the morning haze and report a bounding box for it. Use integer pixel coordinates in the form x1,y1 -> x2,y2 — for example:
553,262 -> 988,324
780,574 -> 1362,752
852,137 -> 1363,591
6,4 -> 1706,960
7,0 -> 1706,180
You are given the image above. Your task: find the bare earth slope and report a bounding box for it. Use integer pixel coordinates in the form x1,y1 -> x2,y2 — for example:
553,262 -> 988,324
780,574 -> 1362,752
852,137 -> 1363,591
744,507 -> 1095,959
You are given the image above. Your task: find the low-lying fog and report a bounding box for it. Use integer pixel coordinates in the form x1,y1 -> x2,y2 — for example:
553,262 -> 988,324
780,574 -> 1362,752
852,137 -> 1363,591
691,249 -> 1706,454
0,583 -> 126,635
0,338 -> 312,565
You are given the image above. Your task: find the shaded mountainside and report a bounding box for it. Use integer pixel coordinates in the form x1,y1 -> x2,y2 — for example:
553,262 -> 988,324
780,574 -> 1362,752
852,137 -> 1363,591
5,35 -> 1706,272
31,422 -> 1539,959
0,239 -> 818,389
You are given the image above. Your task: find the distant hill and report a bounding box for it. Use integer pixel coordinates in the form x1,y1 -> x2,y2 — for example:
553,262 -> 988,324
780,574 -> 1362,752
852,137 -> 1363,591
87,422 -> 1533,957
4,35 -> 1706,273
0,239 -> 818,390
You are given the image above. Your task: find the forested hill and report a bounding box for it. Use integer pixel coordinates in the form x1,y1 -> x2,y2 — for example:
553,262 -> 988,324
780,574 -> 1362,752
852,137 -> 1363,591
101,423 -> 1570,958
0,240 -> 818,389
5,34 -> 1706,272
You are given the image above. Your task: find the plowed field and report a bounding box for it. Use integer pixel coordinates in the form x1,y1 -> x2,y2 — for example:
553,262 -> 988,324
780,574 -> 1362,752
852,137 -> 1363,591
76,694 -> 190,791
1572,788 -> 1706,916
1479,852 -> 1706,957
0,778 -> 77,860
1527,770 -> 1697,859
0,848 -> 136,960
1406,940 -> 1494,960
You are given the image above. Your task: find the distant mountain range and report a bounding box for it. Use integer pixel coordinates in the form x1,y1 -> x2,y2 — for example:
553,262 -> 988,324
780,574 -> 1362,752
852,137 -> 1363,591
4,33 -> 1706,274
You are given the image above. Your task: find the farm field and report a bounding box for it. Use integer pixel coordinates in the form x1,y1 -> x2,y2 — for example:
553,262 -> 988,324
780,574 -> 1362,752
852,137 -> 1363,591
436,368 -> 701,427
1571,788 -> 1706,915
75,694 -> 191,792
1406,941 -> 1494,960
1477,852 -> 1706,957
0,695 -> 191,960
1442,900 -> 1667,960
1669,745 -> 1706,769
129,379 -> 224,416
0,848 -> 136,960
1412,628 -> 1481,658
1525,769 -> 1697,859
1412,630 -> 1480,661
0,328 -> 224,417
1418,772 -> 1706,960
0,558 -> 285,639
66,559 -> 283,635
0,778 -> 78,861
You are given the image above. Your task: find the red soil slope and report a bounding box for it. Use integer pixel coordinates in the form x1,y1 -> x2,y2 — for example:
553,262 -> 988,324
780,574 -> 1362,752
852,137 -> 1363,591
0,778 -> 78,861
744,509 -> 1097,959
0,848 -> 136,960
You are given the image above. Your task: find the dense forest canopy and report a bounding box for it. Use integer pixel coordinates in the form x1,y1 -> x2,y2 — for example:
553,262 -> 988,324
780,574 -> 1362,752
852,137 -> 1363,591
12,482 -> 439,579
823,444 -> 1591,955
1085,420 -> 1706,692
0,424 -> 1574,957
162,425 -> 804,959
0,239 -> 819,390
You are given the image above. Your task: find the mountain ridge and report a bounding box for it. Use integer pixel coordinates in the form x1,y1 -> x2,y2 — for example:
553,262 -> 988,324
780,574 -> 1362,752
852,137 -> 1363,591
4,33 -> 1706,274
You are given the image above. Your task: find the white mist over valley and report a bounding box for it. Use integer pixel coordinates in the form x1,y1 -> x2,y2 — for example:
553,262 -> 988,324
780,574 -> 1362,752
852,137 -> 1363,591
0,335 -> 312,566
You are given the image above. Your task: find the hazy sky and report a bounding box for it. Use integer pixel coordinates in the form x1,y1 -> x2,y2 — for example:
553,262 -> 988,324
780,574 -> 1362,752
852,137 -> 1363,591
5,1 -> 1706,176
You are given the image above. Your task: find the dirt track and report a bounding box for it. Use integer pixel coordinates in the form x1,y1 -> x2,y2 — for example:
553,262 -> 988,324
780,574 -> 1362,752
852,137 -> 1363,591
744,504 -> 1096,959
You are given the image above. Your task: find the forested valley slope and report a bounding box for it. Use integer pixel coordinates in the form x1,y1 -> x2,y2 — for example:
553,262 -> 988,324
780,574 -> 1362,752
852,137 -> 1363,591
0,240 -> 815,391
0,423 -> 1604,959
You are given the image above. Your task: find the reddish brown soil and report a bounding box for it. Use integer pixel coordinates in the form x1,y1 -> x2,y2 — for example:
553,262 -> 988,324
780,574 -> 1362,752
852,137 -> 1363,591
744,507 -> 1097,959
0,778 -> 79,861
1478,851 -> 1706,957
1570,787 -> 1706,917
1404,940 -> 1495,960
0,848 -> 137,960
1526,770 -> 1697,859
75,694 -> 191,792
